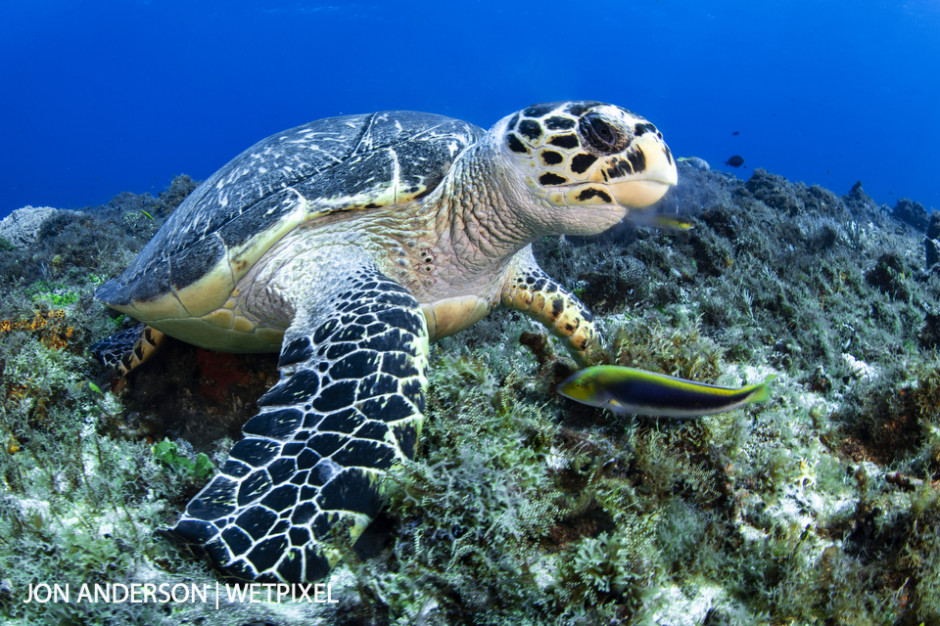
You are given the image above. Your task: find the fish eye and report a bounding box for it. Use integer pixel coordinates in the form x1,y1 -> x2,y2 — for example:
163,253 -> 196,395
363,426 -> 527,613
579,112 -> 626,154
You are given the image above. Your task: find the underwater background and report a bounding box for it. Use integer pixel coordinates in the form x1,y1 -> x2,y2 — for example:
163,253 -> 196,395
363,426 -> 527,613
1,0 -> 939,217
4,1 -> 940,625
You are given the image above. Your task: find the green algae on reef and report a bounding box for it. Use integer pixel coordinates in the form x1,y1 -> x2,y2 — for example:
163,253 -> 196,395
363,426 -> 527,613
1,165 -> 940,625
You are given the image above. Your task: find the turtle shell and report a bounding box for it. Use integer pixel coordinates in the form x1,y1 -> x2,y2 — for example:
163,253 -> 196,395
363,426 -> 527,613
97,111 -> 483,320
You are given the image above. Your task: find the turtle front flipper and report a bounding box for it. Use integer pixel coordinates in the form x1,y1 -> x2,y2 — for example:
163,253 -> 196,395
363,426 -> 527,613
169,262 -> 429,583
91,324 -> 166,375
502,245 -> 605,366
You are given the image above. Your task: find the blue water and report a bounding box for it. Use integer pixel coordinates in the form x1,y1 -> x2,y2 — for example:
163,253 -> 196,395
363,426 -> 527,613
2,0 -> 938,218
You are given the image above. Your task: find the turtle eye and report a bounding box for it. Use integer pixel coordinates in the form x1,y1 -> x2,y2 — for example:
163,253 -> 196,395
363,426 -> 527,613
579,112 -> 626,154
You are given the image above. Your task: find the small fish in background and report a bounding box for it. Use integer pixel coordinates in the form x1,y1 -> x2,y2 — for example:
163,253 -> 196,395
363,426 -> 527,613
652,215 -> 695,231
725,155 -> 745,167
557,365 -> 772,417
622,205 -> 696,232
731,131 -> 740,136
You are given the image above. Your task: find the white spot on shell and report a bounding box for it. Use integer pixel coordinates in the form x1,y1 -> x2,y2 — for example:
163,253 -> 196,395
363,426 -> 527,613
315,458 -> 341,483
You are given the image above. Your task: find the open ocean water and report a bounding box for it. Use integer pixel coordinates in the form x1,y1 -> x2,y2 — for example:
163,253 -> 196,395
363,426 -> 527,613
1,0 -> 938,217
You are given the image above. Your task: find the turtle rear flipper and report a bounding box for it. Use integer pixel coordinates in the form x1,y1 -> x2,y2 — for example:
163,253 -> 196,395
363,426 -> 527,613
168,261 -> 429,583
91,324 -> 166,375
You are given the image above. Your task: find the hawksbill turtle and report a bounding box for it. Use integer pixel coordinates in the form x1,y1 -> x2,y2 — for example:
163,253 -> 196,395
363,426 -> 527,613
95,101 -> 677,583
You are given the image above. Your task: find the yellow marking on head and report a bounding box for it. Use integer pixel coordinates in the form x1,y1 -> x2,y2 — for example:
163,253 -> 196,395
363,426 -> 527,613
504,103 -> 677,216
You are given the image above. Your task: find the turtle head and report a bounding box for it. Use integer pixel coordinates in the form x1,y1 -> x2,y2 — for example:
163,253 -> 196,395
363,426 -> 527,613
496,101 -> 677,236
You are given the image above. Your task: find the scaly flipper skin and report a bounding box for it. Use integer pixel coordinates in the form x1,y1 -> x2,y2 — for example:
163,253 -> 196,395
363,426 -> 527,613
169,262 -> 429,583
91,324 -> 166,375
502,246 -> 605,366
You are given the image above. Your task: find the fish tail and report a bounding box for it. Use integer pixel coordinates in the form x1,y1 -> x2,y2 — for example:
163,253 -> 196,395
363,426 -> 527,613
744,375 -> 776,404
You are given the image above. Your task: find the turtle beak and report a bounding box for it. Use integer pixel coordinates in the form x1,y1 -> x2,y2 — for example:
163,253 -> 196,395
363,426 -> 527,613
610,134 -> 678,208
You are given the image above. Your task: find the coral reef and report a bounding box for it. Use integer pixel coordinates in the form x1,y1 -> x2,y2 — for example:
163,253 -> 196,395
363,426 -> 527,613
0,206 -> 75,249
1,165 -> 939,624
894,198 -> 930,232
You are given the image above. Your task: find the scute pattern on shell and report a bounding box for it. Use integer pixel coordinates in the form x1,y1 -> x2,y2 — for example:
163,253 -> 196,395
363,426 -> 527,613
97,111 -> 483,306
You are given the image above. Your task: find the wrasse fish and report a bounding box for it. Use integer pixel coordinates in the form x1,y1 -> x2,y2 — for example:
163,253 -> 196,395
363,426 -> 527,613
558,365 -> 771,417
653,215 -> 695,231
